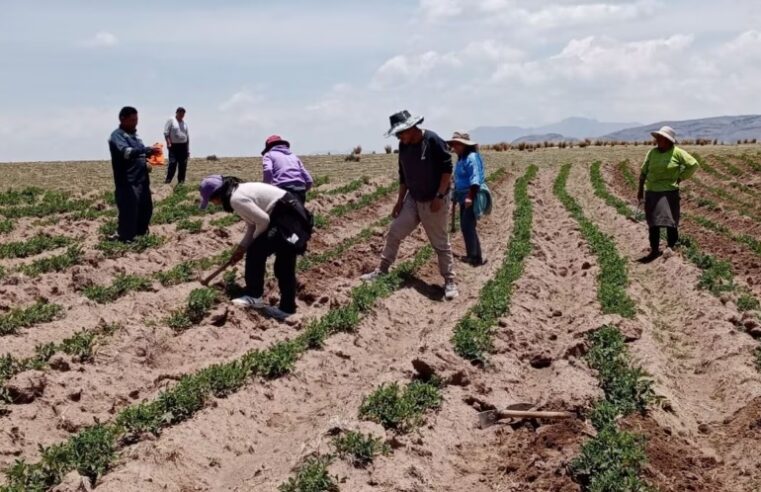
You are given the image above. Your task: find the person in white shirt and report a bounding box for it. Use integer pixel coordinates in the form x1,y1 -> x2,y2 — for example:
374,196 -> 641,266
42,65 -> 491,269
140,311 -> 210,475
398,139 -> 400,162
164,107 -> 190,184
198,175 -> 314,320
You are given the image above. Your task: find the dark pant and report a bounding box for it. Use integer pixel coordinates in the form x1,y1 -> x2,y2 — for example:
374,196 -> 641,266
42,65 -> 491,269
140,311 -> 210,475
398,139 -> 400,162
459,204 -> 482,262
243,202 -> 300,313
165,143 -> 189,184
649,227 -> 678,252
115,181 -> 153,242
279,186 -> 307,205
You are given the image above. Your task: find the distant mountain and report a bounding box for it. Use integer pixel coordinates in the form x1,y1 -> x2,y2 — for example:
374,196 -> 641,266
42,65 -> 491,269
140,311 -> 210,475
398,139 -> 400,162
511,133 -> 579,144
601,115 -> 761,142
471,117 -> 640,144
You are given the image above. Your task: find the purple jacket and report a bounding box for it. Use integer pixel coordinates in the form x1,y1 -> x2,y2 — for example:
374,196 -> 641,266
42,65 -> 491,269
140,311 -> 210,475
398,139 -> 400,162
262,145 -> 313,190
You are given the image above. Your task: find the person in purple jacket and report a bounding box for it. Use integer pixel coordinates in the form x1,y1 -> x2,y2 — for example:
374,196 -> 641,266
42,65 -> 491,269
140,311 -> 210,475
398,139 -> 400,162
261,135 -> 313,204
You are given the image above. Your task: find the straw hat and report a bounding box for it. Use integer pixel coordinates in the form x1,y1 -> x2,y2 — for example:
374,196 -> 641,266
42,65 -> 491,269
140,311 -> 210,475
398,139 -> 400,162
447,131 -> 477,146
651,126 -> 676,143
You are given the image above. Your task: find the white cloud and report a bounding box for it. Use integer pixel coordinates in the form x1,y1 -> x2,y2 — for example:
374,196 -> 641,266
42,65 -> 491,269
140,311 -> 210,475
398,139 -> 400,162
82,31 -> 119,48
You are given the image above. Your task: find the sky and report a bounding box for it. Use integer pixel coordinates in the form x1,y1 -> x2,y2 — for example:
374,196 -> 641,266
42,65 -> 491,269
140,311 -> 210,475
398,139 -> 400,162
1,0 -> 760,161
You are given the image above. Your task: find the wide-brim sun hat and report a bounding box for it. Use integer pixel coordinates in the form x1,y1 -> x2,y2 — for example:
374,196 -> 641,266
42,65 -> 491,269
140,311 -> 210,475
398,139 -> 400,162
199,174 -> 224,210
447,131 -> 477,147
385,110 -> 424,138
261,134 -> 290,155
651,126 -> 677,144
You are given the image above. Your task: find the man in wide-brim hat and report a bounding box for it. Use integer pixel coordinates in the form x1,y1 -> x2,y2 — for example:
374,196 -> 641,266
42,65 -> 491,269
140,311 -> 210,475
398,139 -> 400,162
361,110 -> 459,300
637,125 -> 700,262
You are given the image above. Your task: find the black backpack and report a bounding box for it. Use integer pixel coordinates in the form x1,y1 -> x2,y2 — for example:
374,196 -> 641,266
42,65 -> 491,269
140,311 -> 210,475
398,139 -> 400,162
268,194 -> 314,255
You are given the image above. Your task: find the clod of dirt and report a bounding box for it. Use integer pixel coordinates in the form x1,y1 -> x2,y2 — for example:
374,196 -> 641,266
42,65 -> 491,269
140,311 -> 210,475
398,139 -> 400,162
463,395 -> 497,412
446,370 -> 470,387
209,306 -> 229,327
619,323 -> 643,342
49,354 -> 71,372
6,370 -> 47,404
411,358 -> 437,381
530,353 -> 553,369
51,470 -> 93,492
581,261 -> 592,270
67,388 -> 82,402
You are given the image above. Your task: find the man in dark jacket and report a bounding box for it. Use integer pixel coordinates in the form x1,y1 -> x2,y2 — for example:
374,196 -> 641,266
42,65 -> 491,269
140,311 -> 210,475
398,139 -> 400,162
361,110 -> 458,300
108,106 -> 160,242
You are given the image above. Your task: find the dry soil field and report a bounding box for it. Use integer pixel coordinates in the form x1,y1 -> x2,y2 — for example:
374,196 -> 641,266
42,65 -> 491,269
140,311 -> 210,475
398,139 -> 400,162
1,145 -> 760,491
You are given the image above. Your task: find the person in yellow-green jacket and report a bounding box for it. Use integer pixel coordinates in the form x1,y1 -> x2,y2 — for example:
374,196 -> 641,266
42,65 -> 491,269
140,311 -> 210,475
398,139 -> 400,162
637,126 -> 699,262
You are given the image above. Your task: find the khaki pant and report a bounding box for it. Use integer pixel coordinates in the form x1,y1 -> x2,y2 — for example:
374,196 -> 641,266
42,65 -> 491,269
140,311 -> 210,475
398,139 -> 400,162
380,194 -> 455,283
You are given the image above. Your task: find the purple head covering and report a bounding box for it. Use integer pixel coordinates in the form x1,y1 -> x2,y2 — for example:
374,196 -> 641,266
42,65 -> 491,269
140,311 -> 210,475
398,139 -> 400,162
199,174 -> 224,209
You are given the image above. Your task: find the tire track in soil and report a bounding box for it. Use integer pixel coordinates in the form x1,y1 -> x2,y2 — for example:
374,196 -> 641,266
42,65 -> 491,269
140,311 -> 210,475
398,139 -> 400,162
569,163 -> 761,491
89,175 -> 518,492
0,184 -> 409,472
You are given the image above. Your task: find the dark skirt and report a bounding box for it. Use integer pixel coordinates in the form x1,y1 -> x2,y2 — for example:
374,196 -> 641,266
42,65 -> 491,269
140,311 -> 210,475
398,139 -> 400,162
645,190 -> 680,228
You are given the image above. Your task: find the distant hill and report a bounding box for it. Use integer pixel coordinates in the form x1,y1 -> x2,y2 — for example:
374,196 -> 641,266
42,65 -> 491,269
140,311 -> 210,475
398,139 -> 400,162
601,115 -> 761,142
471,117 -> 640,144
511,133 -> 579,144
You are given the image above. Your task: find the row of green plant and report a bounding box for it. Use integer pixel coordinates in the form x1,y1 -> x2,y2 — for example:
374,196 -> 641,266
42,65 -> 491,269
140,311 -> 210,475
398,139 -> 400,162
0,245 -> 434,491
737,152 -> 761,173
451,165 -> 537,364
0,234 -> 72,259
298,216 -> 391,271
694,153 -> 761,201
556,164 -> 636,318
0,187 -> 44,206
691,178 -> 761,224
95,234 -> 164,258
689,214 -> 761,257
18,246 -> 83,277
590,162 -> 644,221
318,182 -> 398,227
0,300 -> 63,336
616,159 -> 638,190
0,191 -> 93,219
1,323 -> 120,403
316,176 -> 371,198
570,325 -> 654,491
711,154 -> 745,177
83,274 -> 153,304
359,379 -> 442,432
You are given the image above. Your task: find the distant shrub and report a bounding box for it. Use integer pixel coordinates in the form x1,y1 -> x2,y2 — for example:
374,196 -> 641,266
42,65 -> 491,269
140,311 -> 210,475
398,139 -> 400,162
206,155 -> 219,161
384,145 -> 393,154
352,145 -> 362,155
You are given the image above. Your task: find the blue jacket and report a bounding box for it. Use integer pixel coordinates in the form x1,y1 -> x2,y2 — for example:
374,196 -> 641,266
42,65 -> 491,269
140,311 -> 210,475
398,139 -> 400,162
108,128 -> 152,186
453,151 -> 491,218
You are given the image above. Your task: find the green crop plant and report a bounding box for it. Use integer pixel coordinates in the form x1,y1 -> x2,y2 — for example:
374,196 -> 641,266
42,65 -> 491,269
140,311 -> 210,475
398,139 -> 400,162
679,236 -> 735,296
312,175 -> 330,188
176,218 -> 203,234
0,301 -> 63,336
754,347 -> 761,373
0,246 -> 433,490
590,162 -> 644,221
278,456 -> 338,492
557,164 -> 636,318
99,219 -> 118,237
570,325 -> 654,491
96,234 -> 164,258
84,274 -> 153,304
18,246 -> 83,277
298,216 -> 391,272
331,431 -> 389,467
0,234 -> 72,259
359,380 -> 442,433
695,197 -> 720,211
0,192 -> 93,219
452,165 -> 537,364
166,287 -> 218,331
0,219 -> 13,235
738,294 -> 761,313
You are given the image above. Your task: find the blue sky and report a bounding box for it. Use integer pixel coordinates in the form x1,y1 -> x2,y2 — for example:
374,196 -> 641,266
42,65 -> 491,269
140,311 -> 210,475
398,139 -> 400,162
1,0 -> 760,161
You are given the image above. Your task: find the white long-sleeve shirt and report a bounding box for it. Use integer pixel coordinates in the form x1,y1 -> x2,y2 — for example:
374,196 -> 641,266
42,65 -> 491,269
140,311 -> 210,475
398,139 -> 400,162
230,182 -> 287,248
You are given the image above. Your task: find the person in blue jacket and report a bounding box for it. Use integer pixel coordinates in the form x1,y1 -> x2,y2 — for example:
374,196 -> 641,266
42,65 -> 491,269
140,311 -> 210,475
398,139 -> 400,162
448,131 -> 491,266
108,106 -> 161,242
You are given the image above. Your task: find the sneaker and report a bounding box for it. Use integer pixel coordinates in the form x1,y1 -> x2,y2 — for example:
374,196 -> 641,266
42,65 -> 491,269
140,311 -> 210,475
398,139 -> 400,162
662,247 -> 675,259
360,269 -> 386,282
444,281 -> 459,300
263,306 -> 292,321
232,296 -> 267,309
